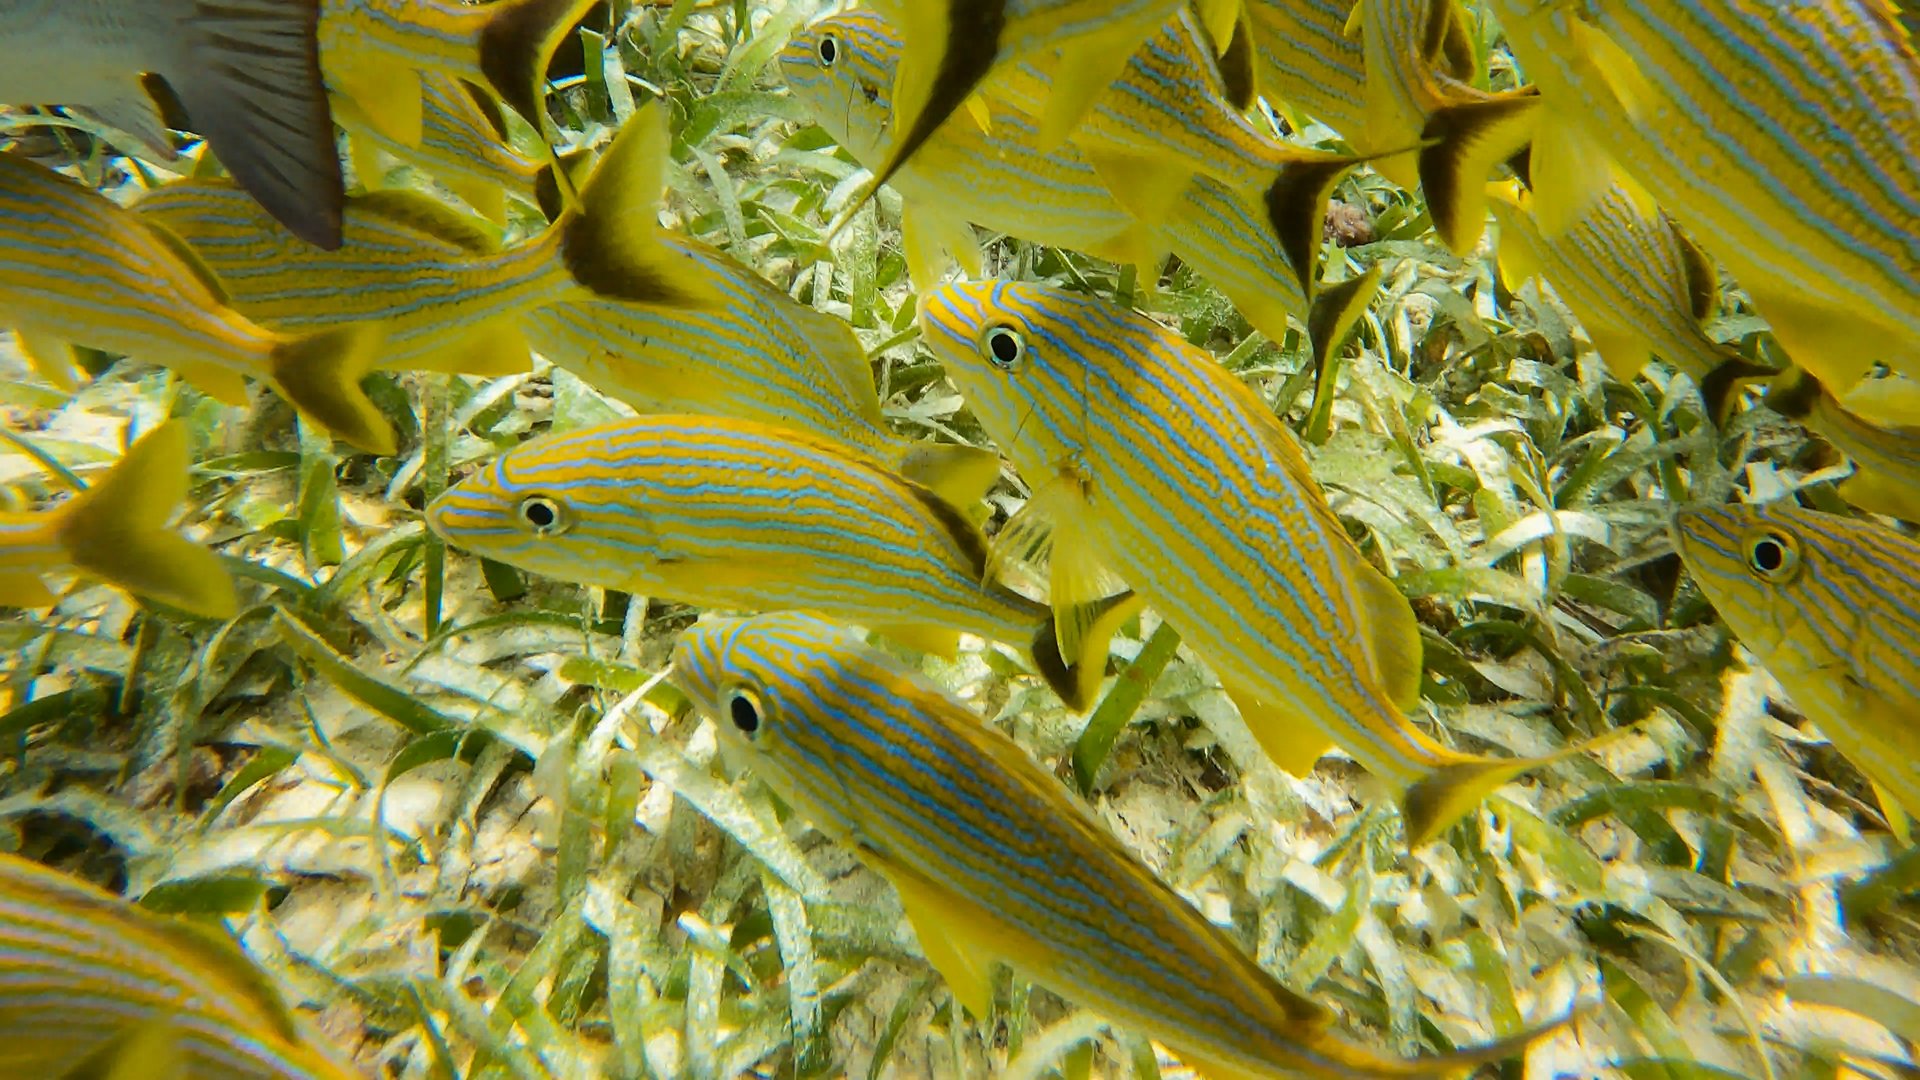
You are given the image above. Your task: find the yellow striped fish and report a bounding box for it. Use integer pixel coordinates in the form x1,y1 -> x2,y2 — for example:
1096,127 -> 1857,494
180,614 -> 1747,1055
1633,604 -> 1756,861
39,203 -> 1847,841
0,156 -> 391,455
672,612 -> 1570,1077
1492,0 -> 1920,390
860,0 -> 1243,199
1353,0 -> 1539,253
1671,502 -> 1920,839
0,422 -> 236,618
319,0 -> 593,150
341,71 -> 549,226
1487,178 -> 1730,382
427,415 -> 1132,711
783,9 -> 1306,344
986,5 -> 1365,297
0,851 -> 361,1079
138,102 -> 716,380
1244,0 -> 1369,139
919,280 -> 1561,845
1766,369 -> 1920,524
521,236 -> 1001,502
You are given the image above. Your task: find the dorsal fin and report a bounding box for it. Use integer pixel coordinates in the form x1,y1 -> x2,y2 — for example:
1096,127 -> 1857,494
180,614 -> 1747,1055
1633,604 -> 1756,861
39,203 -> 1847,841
1667,217 -> 1720,322
350,190 -> 501,253
136,216 -> 234,305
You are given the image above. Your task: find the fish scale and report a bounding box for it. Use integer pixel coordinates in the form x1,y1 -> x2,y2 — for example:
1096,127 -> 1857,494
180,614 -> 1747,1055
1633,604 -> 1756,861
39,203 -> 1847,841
1494,0 -> 1920,389
426,414 -> 1122,710
921,279 -> 1565,844
670,612 -> 1568,1079
1672,503 -> 1920,833
0,852 -> 358,1078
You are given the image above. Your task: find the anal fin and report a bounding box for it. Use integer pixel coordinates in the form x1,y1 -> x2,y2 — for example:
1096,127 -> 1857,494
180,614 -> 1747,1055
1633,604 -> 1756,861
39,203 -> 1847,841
868,847 -> 1001,1020
1223,681 -> 1334,778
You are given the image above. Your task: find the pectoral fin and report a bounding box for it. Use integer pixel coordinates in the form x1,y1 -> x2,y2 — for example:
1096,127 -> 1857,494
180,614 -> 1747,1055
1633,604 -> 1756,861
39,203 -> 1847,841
328,55 -> 425,147
874,624 -> 963,659
14,330 -> 84,391
60,1016 -> 186,1080
901,203 -> 982,293
896,442 -> 1003,511
1088,149 -> 1194,229
867,847 -> 1003,1020
1036,38 -> 1134,151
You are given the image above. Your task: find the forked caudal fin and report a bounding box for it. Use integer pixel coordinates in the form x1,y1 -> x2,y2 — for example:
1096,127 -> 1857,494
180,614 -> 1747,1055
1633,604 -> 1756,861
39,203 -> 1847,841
557,103 -> 724,311
1400,720 -> 1648,847
54,421 -> 239,619
1418,90 -> 1542,255
266,324 -> 396,456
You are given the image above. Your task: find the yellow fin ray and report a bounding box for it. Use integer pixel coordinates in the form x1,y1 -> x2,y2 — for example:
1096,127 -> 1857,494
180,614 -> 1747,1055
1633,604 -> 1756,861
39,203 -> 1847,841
55,422 -> 238,619
1035,37 -> 1137,152
870,848 -> 1004,1019
14,330 -> 83,390
329,56 -> 426,147
896,443 -> 1003,511
1223,681 -> 1334,778
266,325 -> 397,456
1088,149 -> 1194,229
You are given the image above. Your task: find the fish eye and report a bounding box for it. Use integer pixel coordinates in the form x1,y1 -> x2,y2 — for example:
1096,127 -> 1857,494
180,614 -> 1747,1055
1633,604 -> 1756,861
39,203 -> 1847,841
818,32 -> 838,66
726,688 -> 763,736
981,324 -> 1025,370
1743,528 -> 1800,582
517,495 -> 569,537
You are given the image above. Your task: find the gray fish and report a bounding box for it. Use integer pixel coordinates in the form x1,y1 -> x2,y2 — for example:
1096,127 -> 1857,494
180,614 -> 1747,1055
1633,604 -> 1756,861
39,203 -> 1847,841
0,0 -> 343,248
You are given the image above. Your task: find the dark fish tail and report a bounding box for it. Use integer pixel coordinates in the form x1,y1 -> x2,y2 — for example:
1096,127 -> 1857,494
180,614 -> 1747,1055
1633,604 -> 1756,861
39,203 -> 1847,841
176,0 -> 344,248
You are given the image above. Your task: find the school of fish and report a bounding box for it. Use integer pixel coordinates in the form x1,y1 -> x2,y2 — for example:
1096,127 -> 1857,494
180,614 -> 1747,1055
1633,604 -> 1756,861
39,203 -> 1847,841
1,0 -> 1916,1075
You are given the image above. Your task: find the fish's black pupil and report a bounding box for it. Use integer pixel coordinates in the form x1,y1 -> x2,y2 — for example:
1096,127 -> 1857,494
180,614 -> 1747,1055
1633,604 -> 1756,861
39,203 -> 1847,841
729,693 -> 760,734
819,35 -> 837,64
1752,537 -> 1784,572
524,500 -> 556,529
988,328 -> 1020,367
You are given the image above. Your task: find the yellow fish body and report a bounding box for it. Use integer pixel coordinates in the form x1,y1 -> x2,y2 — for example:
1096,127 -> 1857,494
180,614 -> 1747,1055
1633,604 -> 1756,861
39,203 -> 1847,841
863,0 -> 1244,196
783,10 -> 1307,344
1487,178 -> 1730,382
318,0 -> 594,151
522,235 -> 1000,500
919,279 -> 1557,844
0,422 -> 236,618
427,415 -> 1129,711
988,5 -> 1365,294
138,102 -> 716,381
1765,369 -> 1920,524
672,612 -> 1568,1078
341,71 -> 549,226
1671,502 -> 1920,835
1243,0 -> 1369,139
0,155 -> 390,454
0,850 -> 359,1078
1493,0 -> 1920,390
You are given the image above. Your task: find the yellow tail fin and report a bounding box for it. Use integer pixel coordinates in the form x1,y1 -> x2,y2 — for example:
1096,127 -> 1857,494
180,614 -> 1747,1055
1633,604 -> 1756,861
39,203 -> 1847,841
557,103 -> 723,310
265,324 -> 396,456
55,422 -> 238,619
1419,91 -> 1541,254
1402,721 -> 1648,846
